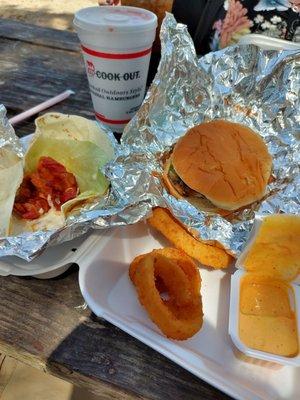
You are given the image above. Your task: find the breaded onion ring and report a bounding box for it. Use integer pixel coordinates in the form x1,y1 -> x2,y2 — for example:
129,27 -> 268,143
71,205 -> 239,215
130,248 -> 199,304
130,249 -> 203,340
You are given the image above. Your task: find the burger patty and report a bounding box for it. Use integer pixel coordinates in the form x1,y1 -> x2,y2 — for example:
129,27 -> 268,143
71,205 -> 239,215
168,163 -> 200,198
167,164 -> 190,196
167,162 -> 219,212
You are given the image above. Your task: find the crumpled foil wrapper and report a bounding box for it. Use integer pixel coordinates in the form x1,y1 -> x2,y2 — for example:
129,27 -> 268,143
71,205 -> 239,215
105,14 -> 300,255
1,13 -> 299,261
0,105 -> 24,158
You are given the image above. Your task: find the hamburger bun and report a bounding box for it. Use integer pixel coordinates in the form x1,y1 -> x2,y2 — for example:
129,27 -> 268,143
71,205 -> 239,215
168,120 -> 272,211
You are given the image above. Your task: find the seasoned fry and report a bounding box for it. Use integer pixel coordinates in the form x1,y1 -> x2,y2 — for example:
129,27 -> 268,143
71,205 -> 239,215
147,207 -> 233,269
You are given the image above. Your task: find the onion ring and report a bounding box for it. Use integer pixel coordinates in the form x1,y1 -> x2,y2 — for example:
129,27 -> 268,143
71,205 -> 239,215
130,247 -> 200,294
130,251 -> 192,305
130,249 -> 203,340
130,248 -> 201,305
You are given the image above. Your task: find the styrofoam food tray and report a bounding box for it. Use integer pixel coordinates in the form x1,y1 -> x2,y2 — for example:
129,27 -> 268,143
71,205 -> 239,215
79,221 -> 300,400
0,231 -> 106,278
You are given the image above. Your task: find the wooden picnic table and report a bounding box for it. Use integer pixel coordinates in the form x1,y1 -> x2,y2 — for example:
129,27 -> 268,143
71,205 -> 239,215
0,18 -> 232,400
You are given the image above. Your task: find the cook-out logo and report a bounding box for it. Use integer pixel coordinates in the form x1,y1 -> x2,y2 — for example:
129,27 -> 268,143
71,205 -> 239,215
86,60 -> 95,76
95,70 -> 140,81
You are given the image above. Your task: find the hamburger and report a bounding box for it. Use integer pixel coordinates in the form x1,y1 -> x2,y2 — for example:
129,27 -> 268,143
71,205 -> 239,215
162,120 -> 272,211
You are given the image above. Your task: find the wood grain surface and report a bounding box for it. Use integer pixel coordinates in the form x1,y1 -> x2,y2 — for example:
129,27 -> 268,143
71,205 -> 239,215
0,19 -> 232,400
0,23 -> 92,137
0,18 -> 79,52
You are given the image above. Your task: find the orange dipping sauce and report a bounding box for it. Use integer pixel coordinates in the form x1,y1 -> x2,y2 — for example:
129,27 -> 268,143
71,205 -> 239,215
239,274 -> 298,357
243,215 -> 300,281
238,215 -> 300,357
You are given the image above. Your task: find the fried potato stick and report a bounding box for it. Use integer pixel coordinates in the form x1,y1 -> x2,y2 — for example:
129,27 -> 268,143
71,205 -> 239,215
147,207 -> 233,269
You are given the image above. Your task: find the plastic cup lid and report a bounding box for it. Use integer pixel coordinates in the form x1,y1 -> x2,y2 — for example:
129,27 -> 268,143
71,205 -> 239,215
74,6 -> 157,33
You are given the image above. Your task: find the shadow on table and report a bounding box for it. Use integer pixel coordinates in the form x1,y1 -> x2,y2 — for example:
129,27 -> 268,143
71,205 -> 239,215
46,311 -> 233,400
43,234 -> 233,400
70,386 -> 102,400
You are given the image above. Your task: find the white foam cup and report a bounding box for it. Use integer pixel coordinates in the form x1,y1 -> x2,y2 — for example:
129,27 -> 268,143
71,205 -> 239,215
74,6 -> 157,132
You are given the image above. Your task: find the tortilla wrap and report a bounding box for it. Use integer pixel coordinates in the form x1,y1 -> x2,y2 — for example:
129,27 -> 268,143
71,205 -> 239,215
0,148 -> 23,236
11,113 -> 114,233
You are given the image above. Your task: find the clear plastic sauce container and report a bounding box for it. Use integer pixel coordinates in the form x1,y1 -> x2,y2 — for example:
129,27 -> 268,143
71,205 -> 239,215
229,214 -> 300,366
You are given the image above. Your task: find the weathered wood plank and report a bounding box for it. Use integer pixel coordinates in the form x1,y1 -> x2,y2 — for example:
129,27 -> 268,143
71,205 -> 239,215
0,267 -> 231,400
0,37 -> 93,137
0,19 -> 79,52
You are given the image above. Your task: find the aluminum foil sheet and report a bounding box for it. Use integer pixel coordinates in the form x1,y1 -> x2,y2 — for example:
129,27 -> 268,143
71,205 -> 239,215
0,105 -> 24,158
0,13 -> 299,261
106,13 -> 300,255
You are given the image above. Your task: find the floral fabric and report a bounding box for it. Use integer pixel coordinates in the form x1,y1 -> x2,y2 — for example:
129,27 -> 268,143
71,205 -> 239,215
210,0 -> 300,51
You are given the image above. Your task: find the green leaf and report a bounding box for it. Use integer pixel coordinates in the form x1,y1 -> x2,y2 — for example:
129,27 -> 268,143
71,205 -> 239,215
25,137 -> 110,195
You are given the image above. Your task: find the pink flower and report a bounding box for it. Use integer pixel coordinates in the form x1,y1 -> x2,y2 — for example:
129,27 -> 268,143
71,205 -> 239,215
289,0 -> 300,11
220,0 -> 253,48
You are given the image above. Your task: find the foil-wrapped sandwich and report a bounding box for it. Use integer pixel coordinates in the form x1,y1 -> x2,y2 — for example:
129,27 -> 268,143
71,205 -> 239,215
0,108 -> 117,260
116,14 -> 300,255
0,147 -> 23,237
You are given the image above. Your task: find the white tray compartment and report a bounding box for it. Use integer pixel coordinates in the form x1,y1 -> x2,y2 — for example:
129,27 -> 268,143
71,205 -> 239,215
79,222 -> 300,400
